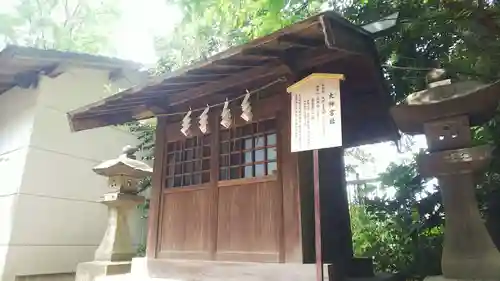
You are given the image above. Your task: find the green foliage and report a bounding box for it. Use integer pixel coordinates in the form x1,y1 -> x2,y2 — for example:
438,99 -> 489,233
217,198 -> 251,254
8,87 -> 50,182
155,0 -> 324,70
128,121 -> 156,255
341,0 -> 500,101
0,0 -> 121,54
128,121 -> 156,219
351,155 -> 443,279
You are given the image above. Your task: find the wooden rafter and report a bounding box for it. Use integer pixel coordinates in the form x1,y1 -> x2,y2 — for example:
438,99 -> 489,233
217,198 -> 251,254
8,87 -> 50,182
70,62 -> 291,121
278,35 -> 325,49
169,63 -> 291,106
204,64 -> 253,71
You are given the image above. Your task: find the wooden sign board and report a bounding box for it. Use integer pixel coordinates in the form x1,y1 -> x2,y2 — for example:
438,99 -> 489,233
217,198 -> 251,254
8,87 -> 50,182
287,73 -> 344,152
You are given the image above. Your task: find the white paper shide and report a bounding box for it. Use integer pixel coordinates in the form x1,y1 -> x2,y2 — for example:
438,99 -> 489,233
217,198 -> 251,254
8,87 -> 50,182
199,105 -> 210,134
181,109 -> 192,137
287,74 -> 343,152
220,99 -> 232,129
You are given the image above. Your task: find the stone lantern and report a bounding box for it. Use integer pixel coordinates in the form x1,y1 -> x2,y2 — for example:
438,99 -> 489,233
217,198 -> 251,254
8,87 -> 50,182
76,145 -> 153,281
391,71 -> 500,280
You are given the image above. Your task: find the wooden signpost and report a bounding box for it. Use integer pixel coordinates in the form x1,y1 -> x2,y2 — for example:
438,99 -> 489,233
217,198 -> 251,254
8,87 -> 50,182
287,73 -> 344,281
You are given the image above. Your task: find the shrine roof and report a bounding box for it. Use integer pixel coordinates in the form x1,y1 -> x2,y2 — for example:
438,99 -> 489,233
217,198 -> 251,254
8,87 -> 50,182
67,11 -> 399,138
0,45 -> 141,95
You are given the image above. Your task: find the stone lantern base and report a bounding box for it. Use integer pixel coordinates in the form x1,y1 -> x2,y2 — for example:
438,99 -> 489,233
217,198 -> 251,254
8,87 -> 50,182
74,192 -> 144,281
76,261 -> 132,281
425,275 -> 498,281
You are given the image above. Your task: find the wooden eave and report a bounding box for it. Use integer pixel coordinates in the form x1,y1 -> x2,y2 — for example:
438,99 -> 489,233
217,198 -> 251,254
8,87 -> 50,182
67,11 -> 381,132
0,45 -> 141,95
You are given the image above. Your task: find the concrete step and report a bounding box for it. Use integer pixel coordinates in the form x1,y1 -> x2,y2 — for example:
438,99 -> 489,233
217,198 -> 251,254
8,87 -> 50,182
96,274 -> 154,281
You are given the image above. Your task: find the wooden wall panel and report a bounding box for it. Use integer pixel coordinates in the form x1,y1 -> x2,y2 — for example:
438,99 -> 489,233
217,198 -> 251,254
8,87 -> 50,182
158,188 -> 211,259
216,181 -> 280,262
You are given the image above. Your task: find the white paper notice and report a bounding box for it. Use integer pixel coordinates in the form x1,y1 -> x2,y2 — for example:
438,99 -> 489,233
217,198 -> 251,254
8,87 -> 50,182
288,74 -> 343,152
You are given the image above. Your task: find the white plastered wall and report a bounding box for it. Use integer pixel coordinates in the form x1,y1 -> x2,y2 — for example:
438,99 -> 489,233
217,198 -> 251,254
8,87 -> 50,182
0,85 -> 39,281
0,67 -> 145,281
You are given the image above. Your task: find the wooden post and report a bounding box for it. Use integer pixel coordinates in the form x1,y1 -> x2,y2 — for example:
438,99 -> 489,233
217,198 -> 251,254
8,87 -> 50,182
313,149 -> 323,281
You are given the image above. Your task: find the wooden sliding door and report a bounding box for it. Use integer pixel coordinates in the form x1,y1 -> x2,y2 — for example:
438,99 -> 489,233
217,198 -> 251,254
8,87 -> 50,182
215,118 -> 282,262
156,97 -> 287,263
157,134 -> 213,260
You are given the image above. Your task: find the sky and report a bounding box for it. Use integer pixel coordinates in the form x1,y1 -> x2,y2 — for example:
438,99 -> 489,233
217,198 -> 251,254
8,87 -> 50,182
112,0 -> 182,66
346,135 -> 427,179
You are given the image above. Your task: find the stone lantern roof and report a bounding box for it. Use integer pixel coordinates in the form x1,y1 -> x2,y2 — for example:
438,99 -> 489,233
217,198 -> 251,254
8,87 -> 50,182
391,71 -> 500,134
93,145 -> 153,178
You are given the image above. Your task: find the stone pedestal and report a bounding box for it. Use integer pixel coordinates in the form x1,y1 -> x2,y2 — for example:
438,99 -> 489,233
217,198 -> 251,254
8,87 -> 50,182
76,193 -> 145,281
425,275 -> 499,281
128,257 -> 324,281
94,193 -> 145,262
75,146 -> 152,281
76,262 -> 131,281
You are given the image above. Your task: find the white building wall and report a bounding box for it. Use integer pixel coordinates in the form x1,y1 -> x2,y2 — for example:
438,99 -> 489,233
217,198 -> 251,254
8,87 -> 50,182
1,68 -> 144,281
0,85 -> 39,281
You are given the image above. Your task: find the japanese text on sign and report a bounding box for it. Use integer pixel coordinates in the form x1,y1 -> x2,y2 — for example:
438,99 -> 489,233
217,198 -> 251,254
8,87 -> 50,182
288,74 -> 343,152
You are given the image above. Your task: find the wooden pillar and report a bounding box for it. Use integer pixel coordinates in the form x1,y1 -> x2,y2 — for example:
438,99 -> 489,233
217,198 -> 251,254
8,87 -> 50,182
146,117 -> 168,258
298,147 -> 353,264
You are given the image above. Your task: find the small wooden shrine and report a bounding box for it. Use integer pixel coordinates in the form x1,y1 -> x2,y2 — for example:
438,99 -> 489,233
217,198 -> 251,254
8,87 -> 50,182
68,11 -> 398,280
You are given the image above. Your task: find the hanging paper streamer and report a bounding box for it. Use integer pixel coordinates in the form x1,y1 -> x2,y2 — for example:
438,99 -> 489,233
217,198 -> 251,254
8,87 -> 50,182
181,109 -> 192,136
199,105 -> 210,134
240,89 -> 253,122
220,99 -> 232,129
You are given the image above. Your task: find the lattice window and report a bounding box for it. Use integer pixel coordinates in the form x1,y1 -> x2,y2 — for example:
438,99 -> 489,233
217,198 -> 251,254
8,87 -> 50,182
219,119 -> 278,180
166,135 -> 211,188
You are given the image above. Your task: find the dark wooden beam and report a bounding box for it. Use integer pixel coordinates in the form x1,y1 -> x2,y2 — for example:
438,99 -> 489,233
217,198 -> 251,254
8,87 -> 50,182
187,67 -> 244,76
242,47 -> 289,58
173,73 -> 288,110
153,84 -> 202,92
68,100 -> 170,132
205,64 -> 252,71
278,35 -> 325,49
278,47 -> 349,75
122,89 -> 179,100
214,58 -> 274,68
302,51 -> 350,70
168,62 -> 291,106
69,110 -> 136,132
233,54 -> 281,61
182,73 -> 231,78
169,74 -> 220,81
319,15 -> 371,55
155,80 -> 206,86
83,98 -> 168,114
